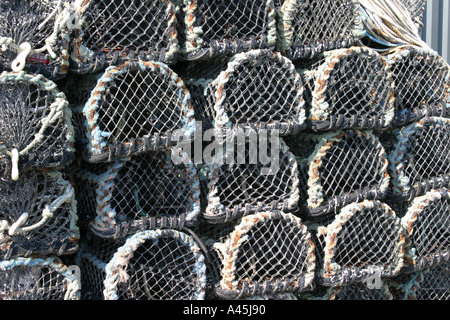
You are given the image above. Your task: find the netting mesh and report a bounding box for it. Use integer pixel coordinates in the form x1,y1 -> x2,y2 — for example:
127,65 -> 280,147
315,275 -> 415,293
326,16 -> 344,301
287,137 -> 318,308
181,0 -> 277,61
388,117 -> 450,201
413,262 -> 450,300
401,188 -> 450,272
296,46 -> 395,131
76,60 -> 195,163
384,46 -> 450,127
400,0 -> 427,32
178,49 -> 306,135
0,256 -> 80,300
284,130 -> 390,217
0,0 -> 69,79
69,0 -> 179,73
0,169 -> 79,260
204,137 -> 299,224
0,72 -> 75,180
277,0 -> 365,60
72,148 -> 199,239
79,229 -> 207,300
301,282 -> 394,300
210,211 -> 315,299
310,200 -> 404,287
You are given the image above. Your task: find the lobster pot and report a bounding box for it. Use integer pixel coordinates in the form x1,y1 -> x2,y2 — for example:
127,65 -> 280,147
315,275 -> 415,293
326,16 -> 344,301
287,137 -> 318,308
388,117 -> 450,202
181,0 -> 277,61
284,130 -> 390,217
0,0 -> 69,80
401,189 -> 450,272
79,229 -> 207,300
296,46 -> 395,131
310,200 -> 405,287
0,256 -> 80,300
243,292 -> 298,300
301,282 -> 394,300
384,46 -> 450,128
277,0 -> 365,60
204,137 -> 300,224
0,169 -> 79,260
179,49 -> 306,136
73,148 -> 200,239
0,72 -> 76,180
211,211 -> 316,299
410,262 -> 450,300
69,0 -> 180,74
77,60 -> 195,163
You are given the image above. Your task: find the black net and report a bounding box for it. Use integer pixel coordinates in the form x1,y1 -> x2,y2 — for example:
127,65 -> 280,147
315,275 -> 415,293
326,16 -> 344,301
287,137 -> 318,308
0,0 -> 69,80
414,262 -> 450,300
284,130 -> 389,217
181,0 -> 277,61
277,0 -> 365,60
0,256 -> 80,300
73,148 -> 200,239
0,169 -> 79,260
69,0 -> 180,73
384,46 -> 450,128
0,72 -> 75,180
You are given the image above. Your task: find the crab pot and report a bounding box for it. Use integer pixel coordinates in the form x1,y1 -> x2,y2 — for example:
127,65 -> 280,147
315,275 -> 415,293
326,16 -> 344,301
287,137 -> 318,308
0,169 -> 79,260
72,148 -> 200,239
284,130 -> 390,217
401,188 -> 450,272
277,0 -> 365,60
296,46 -> 395,131
69,0 -> 180,74
77,60 -> 195,163
300,282 -> 394,300
0,256 -> 80,300
203,136 -> 300,224
388,117 -> 450,202
0,0 -> 69,80
181,0 -> 277,61
211,211 -> 316,299
383,46 -> 450,128
0,71 -> 76,180
79,229 -> 207,300
178,49 -> 306,136
310,200 -> 405,287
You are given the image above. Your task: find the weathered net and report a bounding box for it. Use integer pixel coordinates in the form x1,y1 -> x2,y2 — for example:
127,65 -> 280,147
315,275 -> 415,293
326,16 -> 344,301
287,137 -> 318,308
301,282 -> 394,300
384,46 -> 450,128
0,256 -> 80,300
79,229 -> 207,300
295,46 -> 395,131
203,136 -> 300,224
178,49 -> 306,136
0,71 -> 75,181
69,0 -> 180,74
284,130 -> 390,217
181,0 -> 277,61
210,211 -> 315,299
310,200 -> 404,287
0,169 -> 79,260
75,60 -> 195,163
72,148 -> 200,239
388,117 -> 450,201
401,188 -> 450,272
0,0 -> 70,80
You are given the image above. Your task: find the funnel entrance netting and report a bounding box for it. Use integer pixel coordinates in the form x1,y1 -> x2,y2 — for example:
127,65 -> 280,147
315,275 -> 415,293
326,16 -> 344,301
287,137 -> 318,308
284,130 -> 389,216
0,256 -> 80,300
79,61 -> 194,163
0,0 -> 69,79
70,0 -> 179,73
277,0 -> 365,59
388,117 -> 450,201
182,0 -> 277,60
384,46 -> 450,127
312,200 -> 404,287
73,148 -> 200,239
401,189 -> 450,272
212,211 -> 315,299
0,72 -> 75,179
0,169 -> 79,259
